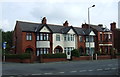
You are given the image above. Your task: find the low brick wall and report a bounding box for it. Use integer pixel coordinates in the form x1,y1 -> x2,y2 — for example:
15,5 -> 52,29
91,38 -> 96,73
97,55 -> 111,60
5,58 -> 33,63
41,58 -> 67,63
72,56 -> 92,61
5,55 -> 34,63
6,59 -> 21,63
116,56 -> 120,59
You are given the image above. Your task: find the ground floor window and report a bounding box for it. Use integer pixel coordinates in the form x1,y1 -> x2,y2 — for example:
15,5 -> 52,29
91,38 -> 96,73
36,48 -> 49,56
64,47 -> 74,54
86,48 -> 95,55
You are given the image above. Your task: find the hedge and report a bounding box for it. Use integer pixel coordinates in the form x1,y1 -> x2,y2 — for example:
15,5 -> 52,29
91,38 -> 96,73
5,53 -> 31,59
42,53 -> 67,58
71,49 -> 80,57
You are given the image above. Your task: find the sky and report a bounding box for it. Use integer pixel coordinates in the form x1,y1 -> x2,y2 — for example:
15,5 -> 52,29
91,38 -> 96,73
0,0 -> 119,31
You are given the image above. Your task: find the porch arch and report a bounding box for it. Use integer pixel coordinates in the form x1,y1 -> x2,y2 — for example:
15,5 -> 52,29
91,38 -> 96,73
54,45 -> 63,53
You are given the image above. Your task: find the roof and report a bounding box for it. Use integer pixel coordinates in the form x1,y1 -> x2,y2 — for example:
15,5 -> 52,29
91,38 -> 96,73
90,24 -> 110,32
17,21 -> 40,32
16,21 -> 95,35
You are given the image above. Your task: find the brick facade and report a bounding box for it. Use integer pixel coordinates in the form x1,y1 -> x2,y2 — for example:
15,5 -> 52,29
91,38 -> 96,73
13,18 -> 117,57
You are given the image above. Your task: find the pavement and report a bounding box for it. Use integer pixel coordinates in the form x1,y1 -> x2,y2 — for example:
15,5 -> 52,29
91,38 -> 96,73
2,59 -> 119,76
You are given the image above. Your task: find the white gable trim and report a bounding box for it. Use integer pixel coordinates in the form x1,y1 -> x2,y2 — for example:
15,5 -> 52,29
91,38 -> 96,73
40,26 -> 50,33
68,29 -> 75,34
89,31 -> 95,36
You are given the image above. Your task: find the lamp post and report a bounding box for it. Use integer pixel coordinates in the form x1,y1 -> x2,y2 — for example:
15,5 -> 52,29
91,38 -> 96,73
3,42 -> 7,63
88,5 -> 95,60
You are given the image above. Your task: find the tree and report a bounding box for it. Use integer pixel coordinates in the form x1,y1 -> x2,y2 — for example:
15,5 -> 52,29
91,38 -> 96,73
2,30 -> 13,52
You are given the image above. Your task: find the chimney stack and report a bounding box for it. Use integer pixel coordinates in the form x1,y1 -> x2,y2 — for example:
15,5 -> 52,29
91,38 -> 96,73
98,24 -> 103,28
42,17 -> 47,24
110,22 -> 116,31
82,23 -> 89,28
63,21 -> 69,27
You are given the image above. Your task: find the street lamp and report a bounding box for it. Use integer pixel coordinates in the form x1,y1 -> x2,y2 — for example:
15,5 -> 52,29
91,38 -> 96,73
3,42 -> 7,63
88,5 -> 95,60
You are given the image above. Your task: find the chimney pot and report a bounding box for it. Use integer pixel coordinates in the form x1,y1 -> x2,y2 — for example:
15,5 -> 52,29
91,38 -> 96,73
63,20 -> 69,27
110,22 -> 116,31
42,17 -> 47,24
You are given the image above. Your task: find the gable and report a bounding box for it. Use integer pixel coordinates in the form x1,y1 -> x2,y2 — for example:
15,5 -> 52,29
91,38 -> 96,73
68,29 -> 75,34
89,31 -> 95,36
40,26 -> 50,33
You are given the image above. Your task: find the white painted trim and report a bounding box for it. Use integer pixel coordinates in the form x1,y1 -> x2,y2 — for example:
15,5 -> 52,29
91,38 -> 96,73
68,29 -> 75,34
85,42 -> 95,48
103,32 -> 112,34
99,44 -> 112,46
89,31 -> 95,36
40,26 -> 50,33
36,41 -> 50,48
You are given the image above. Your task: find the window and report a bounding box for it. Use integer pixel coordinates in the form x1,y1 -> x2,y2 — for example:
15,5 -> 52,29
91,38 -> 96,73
37,33 -> 39,41
86,36 -> 89,42
36,33 -> 49,41
56,35 -> 60,41
104,34 -> 108,41
64,47 -> 74,54
64,35 -> 67,41
26,33 -> 32,40
36,48 -> 49,56
79,36 -> 83,42
64,34 -> 74,41
100,34 -> 102,42
90,36 -> 94,42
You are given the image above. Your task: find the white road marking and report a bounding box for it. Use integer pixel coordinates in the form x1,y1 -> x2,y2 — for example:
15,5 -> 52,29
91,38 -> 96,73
32,73 -> 42,75
88,70 -> 93,71
104,68 -> 110,70
44,73 -> 53,75
97,69 -> 103,71
108,64 -> 112,66
59,72 -> 65,74
79,70 -> 87,72
70,71 -> 77,73
111,68 -> 117,70
9,76 -> 14,77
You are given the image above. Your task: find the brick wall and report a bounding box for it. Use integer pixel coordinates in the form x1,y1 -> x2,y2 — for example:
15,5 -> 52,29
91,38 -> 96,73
13,22 -> 22,54
21,32 -> 36,54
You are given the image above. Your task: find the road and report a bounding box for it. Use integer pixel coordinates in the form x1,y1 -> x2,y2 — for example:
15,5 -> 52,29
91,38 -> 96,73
2,59 -> 119,76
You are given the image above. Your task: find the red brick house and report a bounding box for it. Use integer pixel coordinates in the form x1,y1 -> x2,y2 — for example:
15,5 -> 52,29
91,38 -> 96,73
111,22 -> 120,53
13,17 -> 96,56
13,17 -> 115,57
82,22 -> 114,55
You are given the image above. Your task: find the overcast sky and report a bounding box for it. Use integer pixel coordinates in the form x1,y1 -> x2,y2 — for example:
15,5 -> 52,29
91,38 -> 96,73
0,0 -> 119,31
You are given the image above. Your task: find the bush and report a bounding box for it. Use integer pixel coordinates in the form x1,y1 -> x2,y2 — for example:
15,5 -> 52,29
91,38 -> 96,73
82,54 -> 89,56
71,49 -> 80,57
5,54 -> 19,59
19,53 -> 31,60
115,53 -> 120,56
42,53 -> 66,58
5,53 -> 31,59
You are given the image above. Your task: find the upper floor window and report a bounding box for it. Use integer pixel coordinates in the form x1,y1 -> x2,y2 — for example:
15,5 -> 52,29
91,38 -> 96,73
64,34 -> 74,41
86,36 -> 89,42
100,34 -> 102,42
26,33 -> 32,40
79,36 -> 83,42
56,35 -> 60,41
37,33 -> 49,41
104,34 -> 108,41
86,36 -> 94,42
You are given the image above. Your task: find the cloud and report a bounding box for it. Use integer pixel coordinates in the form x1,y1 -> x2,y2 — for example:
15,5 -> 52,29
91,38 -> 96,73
1,0 -> 119,31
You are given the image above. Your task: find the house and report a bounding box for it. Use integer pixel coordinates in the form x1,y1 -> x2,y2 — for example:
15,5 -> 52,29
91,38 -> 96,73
82,22 -> 114,55
13,17 -> 96,57
111,22 -> 120,53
